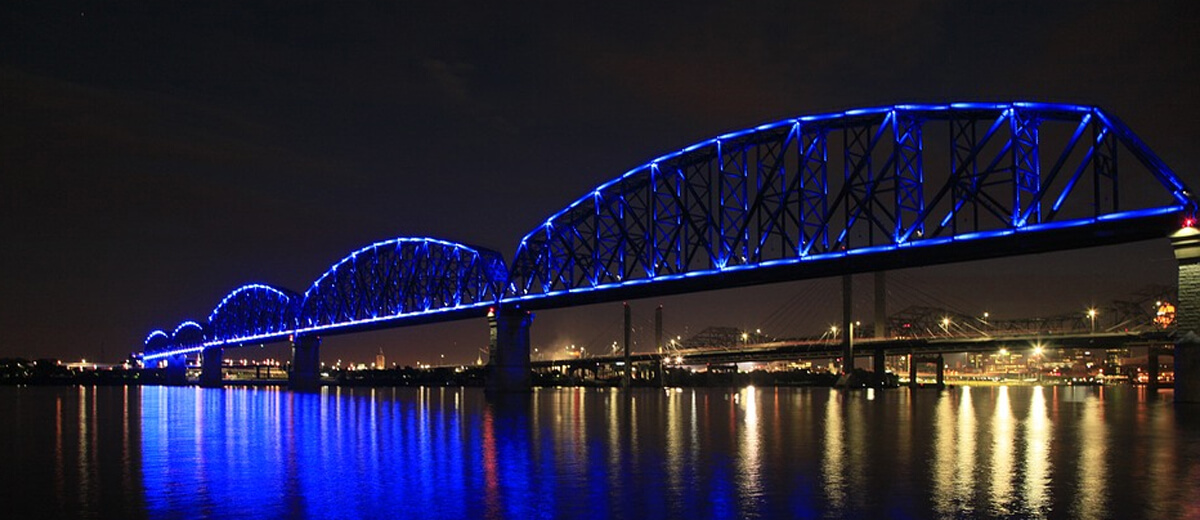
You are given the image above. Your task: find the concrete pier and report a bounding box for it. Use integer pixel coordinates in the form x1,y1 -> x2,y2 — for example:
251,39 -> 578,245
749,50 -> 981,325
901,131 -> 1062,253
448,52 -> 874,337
165,354 -> 187,386
289,335 -> 321,391
487,307 -> 533,393
622,303 -> 631,389
873,346 -> 886,385
1172,226 -> 1200,403
200,347 -> 223,388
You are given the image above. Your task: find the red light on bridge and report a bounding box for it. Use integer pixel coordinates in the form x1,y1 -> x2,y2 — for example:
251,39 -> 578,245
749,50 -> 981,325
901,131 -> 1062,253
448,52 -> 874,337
1184,217 -> 1196,228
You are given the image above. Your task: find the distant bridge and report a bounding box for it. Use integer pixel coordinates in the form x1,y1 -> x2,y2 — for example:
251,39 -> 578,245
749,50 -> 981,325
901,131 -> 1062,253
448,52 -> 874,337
537,331 -> 1168,370
136,102 -> 1200,397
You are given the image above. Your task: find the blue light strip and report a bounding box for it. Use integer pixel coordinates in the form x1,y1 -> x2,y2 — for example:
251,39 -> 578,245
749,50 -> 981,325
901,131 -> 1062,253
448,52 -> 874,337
290,300 -> 495,337
207,283 -> 294,323
505,205 -> 1185,305
529,102 -> 1189,254
1091,109 -> 1193,206
140,101 -> 1198,360
172,320 -> 203,337
142,300 -> 500,361
141,345 -> 205,362
144,330 -> 168,346
301,237 -> 499,303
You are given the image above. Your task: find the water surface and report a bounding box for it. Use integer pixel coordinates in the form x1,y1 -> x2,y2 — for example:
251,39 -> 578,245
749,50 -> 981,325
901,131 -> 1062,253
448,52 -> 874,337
1,385 -> 1197,519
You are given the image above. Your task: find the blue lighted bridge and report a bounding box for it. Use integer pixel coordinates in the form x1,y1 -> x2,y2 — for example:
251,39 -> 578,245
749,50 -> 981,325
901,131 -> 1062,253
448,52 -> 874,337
137,102 -> 1200,399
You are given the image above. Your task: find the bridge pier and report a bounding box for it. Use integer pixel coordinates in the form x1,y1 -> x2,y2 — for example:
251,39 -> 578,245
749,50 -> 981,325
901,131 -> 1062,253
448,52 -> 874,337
936,353 -> 945,390
872,346 -> 886,386
487,307 -> 532,393
200,347 -> 223,388
909,354 -> 946,389
622,303 -> 631,389
875,271 -> 887,339
655,305 -> 663,353
1148,347 -> 1161,392
1172,226 -> 1200,403
165,354 -> 187,385
841,274 -> 854,375
289,335 -> 321,391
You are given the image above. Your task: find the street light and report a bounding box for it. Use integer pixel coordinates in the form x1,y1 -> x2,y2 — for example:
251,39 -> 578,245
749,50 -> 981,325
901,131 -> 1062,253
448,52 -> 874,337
1087,308 -> 1097,333
941,317 -> 951,335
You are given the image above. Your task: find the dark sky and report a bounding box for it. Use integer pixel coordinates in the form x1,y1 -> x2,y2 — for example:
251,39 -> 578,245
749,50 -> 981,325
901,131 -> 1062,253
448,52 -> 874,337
3,2 -> 1198,366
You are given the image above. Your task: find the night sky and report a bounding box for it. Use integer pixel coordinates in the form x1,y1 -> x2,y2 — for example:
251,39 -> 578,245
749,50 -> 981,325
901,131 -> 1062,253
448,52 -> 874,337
3,2 -> 1199,366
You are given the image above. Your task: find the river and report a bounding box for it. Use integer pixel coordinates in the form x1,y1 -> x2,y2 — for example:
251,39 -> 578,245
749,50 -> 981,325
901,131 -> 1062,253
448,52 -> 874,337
1,385 -> 1197,519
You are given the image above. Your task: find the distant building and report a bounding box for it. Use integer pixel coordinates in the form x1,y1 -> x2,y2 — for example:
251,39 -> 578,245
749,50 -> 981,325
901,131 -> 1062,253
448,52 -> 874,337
376,349 -> 386,369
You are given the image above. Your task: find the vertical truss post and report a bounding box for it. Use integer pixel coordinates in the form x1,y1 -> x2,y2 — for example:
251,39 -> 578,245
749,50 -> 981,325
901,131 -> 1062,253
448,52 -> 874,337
844,124 -> 875,247
622,176 -> 651,279
717,140 -> 749,267
799,126 -> 829,255
949,117 -> 979,234
1093,121 -> 1119,216
652,164 -> 684,276
751,130 -> 792,262
1011,108 -> 1041,226
592,192 -> 606,285
682,158 -> 716,271
893,113 -> 924,241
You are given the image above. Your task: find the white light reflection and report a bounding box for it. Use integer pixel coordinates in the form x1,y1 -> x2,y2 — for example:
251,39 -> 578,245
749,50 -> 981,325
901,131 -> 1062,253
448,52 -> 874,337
1075,392 -> 1107,517
932,387 -> 976,516
955,387 -> 977,511
737,386 -> 763,510
54,395 -> 64,515
1024,386 -> 1052,516
665,388 -> 682,508
78,386 -> 90,506
821,390 -> 846,511
607,390 -> 620,491
990,386 -> 1015,515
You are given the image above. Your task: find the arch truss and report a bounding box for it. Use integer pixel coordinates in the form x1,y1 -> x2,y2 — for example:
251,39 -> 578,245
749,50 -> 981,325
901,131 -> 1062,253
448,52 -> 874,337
508,102 -> 1197,301
297,237 -> 507,334
207,284 -> 299,345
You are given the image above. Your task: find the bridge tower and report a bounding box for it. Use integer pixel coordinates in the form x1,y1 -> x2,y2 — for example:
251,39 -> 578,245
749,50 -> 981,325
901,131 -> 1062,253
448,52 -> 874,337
487,307 -> 532,392
1172,226 -> 1200,403
289,335 -> 321,391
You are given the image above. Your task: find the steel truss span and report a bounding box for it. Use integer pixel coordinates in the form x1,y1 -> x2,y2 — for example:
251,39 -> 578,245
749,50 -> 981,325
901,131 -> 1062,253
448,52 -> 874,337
141,238 -> 506,361
207,284 -> 299,344
507,102 -> 1196,305
141,102 -> 1199,360
296,237 -> 508,335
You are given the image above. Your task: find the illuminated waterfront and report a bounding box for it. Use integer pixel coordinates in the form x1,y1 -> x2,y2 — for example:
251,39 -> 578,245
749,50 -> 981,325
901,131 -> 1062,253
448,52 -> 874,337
1,385 -> 1197,519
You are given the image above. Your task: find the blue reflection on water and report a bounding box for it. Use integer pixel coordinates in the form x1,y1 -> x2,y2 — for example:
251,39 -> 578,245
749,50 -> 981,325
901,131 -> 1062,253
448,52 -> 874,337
133,385 -> 1200,520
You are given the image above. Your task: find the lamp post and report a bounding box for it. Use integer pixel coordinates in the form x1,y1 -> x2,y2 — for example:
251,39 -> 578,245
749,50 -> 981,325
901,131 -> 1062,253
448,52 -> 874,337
1088,308 -> 1097,334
